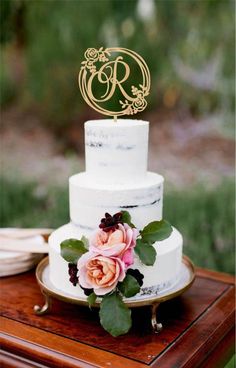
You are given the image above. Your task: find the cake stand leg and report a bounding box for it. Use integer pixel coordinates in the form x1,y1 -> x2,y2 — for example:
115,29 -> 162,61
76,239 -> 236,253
151,303 -> 163,333
34,292 -> 52,315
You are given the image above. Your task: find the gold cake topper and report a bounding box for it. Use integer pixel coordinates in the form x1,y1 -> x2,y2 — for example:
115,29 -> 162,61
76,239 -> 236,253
78,47 -> 150,120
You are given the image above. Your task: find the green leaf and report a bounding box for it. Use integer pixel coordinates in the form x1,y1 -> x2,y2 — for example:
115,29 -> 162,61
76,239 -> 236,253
121,211 -> 135,228
99,292 -> 132,337
140,220 -> 172,244
87,292 -> 97,309
135,239 -> 156,266
81,235 -> 89,249
60,238 -> 87,263
118,274 -> 140,297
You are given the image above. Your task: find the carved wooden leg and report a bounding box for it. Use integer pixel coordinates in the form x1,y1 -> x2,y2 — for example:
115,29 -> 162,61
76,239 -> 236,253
151,303 -> 163,333
34,292 -> 52,315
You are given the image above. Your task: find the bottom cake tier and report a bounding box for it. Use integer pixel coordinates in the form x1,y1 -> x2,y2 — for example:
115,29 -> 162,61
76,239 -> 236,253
48,223 -> 183,298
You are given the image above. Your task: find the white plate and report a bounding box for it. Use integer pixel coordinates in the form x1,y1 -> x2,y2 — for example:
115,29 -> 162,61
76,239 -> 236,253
0,256 -> 43,277
0,252 -> 37,264
0,228 -> 46,276
0,254 -> 43,271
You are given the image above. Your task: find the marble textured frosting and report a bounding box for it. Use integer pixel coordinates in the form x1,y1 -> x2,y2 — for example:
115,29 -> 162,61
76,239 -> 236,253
69,171 -> 163,230
48,119 -> 183,297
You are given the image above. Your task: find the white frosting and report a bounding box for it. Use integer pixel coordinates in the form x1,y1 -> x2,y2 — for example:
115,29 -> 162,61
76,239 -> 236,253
133,228 -> 183,287
69,171 -> 164,230
48,223 -> 183,298
85,119 -> 149,184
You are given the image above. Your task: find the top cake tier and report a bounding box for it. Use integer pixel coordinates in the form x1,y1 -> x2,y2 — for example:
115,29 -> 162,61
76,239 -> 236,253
85,119 -> 149,184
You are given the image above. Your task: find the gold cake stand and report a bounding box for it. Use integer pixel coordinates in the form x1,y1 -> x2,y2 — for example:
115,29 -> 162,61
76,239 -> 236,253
34,255 -> 195,333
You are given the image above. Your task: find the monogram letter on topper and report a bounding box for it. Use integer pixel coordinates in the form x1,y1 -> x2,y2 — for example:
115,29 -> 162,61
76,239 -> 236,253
78,47 -> 151,120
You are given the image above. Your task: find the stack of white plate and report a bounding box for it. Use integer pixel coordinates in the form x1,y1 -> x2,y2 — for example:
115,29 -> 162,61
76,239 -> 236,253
0,251 -> 44,277
0,228 -> 50,277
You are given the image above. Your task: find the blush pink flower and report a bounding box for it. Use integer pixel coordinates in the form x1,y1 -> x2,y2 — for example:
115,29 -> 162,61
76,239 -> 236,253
77,252 -> 126,295
90,224 -> 139,267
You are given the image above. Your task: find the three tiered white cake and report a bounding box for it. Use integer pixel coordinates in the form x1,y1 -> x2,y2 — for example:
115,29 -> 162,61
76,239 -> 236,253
48,119 -> 183,298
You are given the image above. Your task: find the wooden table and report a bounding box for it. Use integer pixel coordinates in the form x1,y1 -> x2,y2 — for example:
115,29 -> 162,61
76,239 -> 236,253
0,261 -> 235,368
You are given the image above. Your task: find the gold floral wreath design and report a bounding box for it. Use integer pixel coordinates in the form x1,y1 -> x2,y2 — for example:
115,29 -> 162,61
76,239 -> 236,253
79,47 -> 150,117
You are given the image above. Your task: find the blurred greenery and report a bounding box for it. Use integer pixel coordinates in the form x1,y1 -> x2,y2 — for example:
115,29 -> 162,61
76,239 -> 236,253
0,0 -> 235,129
0,59 -> 16,107
165,181 -> 235,273
0,176 -> 69,229
1,176 -> 234,274
227,355 -> 235,368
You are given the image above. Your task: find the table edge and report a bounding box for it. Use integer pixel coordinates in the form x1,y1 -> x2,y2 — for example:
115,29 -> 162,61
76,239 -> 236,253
0,318 -> 147,368
195,267 -> 235,285
150,285 -> 235,368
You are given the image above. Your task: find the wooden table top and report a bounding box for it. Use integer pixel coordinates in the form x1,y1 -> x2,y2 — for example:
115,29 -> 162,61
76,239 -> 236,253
0,259 -> 235,368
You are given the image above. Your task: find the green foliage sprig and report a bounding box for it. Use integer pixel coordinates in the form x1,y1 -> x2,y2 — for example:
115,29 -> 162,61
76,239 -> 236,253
135,220 -> 173,266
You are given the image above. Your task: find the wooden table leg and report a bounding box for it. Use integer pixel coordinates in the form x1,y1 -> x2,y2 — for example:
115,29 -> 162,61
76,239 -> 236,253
151,303 -> 163,333
33,292 -> 52,316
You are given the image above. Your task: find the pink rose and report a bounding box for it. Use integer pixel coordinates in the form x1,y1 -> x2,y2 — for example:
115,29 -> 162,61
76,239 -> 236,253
90,224 -> 139,267
77,252 -> 126,296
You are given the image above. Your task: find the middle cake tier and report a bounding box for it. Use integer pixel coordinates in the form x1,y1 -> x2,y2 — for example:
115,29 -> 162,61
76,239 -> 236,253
70,172 -> 164,230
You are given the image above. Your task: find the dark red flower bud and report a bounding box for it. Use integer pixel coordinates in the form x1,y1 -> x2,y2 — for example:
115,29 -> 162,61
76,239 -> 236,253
99,212 -> 123,232
68,263 -> 78,286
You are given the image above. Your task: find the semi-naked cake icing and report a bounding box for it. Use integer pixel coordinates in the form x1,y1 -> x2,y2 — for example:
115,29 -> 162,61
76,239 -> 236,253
49,119 -> 183,298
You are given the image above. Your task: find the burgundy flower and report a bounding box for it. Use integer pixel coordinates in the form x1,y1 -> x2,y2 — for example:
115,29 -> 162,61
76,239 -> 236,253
127,269 -> 144,286
68,263 -> 78,286
80,285 -> 94,296
99,212 -> 123,232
